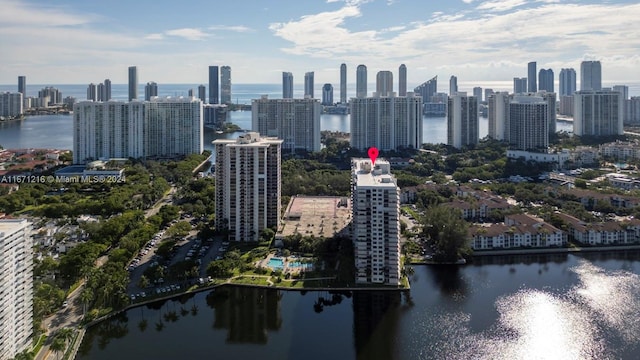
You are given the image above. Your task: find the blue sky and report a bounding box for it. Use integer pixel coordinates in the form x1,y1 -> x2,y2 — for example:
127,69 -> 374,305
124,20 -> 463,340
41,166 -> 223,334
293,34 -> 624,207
1,0 -> 639,87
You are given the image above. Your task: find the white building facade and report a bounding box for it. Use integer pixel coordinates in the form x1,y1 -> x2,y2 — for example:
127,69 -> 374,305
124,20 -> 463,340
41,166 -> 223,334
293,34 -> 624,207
351,159 -> 401,285
73,97 -> 203,164
447,93 -> 478,148
0,219 -> 33,360
574,90 -> 624,136
0,92 -> 24,117
214,133 -> 282,242
350,92 -> 422,151
251,96 -> 321,152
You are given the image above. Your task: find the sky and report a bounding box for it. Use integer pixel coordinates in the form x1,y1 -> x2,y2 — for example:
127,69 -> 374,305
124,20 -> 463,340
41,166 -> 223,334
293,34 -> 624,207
1,0 -> 639,88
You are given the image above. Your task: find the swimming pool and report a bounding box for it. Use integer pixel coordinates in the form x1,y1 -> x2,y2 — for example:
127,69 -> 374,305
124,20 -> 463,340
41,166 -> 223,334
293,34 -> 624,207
267,257 -> 284,269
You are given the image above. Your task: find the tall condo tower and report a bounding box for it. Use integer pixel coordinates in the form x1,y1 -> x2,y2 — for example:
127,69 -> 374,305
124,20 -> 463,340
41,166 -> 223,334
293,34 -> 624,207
209,66 -> 219,104
128,66 -> 138,101
18,76 -> 26,97
488,92 -> 510,140
104,79 -> 112,101
580,61 -> 602,91
86,83 -> 97,101
398,64 -> 407,96
145,81 -> 158,101
559,68 -> 576,97
322,84 -> 334,106
198,84 -> 206,102
513,78 -> 527,94
538,69 -> 554,93
97,83 -> 106,101
340,63 -> 347,103
0,219 -> 33,360
221,66 -> 231,104
304,72 -> 315,98
213,132 -> 282,242
449,75 -> 458,96
528,61 -> 537,92
252,95 -> 321,152
350,92 -> 422,151
574,90 -> 623,136
509,94 -> 549,150
282,72 -> 293,99
356,65 -> 367,98
351,158 -> 401,285
376,71 -> 393,97
447,92 -> 478,148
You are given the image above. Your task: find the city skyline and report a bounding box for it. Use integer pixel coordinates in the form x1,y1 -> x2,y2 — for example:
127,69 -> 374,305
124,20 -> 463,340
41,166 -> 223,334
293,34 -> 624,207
1,0 -> 639,85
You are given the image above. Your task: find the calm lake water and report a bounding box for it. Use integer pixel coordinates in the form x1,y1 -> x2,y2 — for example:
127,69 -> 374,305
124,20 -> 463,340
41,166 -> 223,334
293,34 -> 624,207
77,252 -> 640,360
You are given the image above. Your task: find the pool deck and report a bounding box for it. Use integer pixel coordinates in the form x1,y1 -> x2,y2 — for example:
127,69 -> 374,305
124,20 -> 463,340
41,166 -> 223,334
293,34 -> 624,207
259,253 -> 315,274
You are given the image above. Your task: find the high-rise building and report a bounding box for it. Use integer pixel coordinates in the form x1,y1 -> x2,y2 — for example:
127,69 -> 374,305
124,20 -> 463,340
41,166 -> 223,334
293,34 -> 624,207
473,87 -> 483,103
38,86 -> 62,106
447,93 -> 478,148
198,84 -> 206,103
351,158 -> 400,285
251,95 -> 321,152
282,72 -> 293,99
145,81 -> 158,101
559,95 -> 574,116
559,68 -> 577,96
304,72 -> 315,98
0,219 -> 33,360
539,68 -> 554,93
540,91 -> 557,135
128,66 -> 138,101
213,132 -> 282,242
87,83 -> 97,101
18,76 -> 26,98
580,61 -> 602,91
322,83 -> 333,106
350,92 -> 422,151
627,97 -> 640,125
97,83 -> 105,101
484,89 -> 494,103
574,90 -> 623,136
398,64 -> 407,97
528,61 -> 537,92
73,97 -> 203,163
449,75 -> 458,95
209,66 -> 219,104
104,79 -> 112,101
0,92 -> 23,117
488,92 -> 509,141
356,65 -> 367,98
340,63 -> 347,103
513,78 -> 527,94
221,66 -> 232,104
509,94 -> 549,150
376,71 -> 393,97
613,85 -> 629,101
414,76 -> 438,103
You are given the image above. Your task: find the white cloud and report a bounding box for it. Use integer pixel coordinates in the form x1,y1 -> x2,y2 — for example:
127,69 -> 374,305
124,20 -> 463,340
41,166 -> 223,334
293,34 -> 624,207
462,0 -> 475,3
165,28 -> 209,41
476,0 -> 529,12
208,25 -> 253,33
145,33 -> 164,40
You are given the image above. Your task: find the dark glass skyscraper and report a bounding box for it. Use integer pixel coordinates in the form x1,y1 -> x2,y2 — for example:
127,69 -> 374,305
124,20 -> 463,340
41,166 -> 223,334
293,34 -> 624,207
356,65 -> 367,98
209,66 -> 219,104
18,76 -> 26,97
538,68 -> 554,93
128,66 -> 138,101
221,66 -> 231,104
340,63 -> 347,103
104,79 -> 112,101
198,84 -> 206,102
559,68 -> 576,96
580,61 -> 602,91
304,72 -> 314,98
528,61 -> 537,92
282,72 -> 293,99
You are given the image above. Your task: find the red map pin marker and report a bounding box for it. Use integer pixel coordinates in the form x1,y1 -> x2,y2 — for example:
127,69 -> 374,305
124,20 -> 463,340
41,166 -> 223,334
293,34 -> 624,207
368,147 -> 379,166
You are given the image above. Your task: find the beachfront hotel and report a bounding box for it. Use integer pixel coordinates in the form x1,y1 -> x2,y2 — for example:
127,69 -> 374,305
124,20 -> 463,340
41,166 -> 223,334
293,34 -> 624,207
351,158 -> 401,285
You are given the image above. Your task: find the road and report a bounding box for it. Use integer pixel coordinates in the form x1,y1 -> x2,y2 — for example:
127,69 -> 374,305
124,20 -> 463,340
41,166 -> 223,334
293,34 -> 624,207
35,185 -> 177,360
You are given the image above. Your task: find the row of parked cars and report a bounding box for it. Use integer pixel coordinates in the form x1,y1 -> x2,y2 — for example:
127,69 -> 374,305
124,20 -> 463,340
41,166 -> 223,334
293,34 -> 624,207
127,230 -> 163,271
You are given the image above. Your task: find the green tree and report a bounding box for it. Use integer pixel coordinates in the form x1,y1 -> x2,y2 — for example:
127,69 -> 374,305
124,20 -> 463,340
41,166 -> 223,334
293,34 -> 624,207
421,205 -> 471,262
50,337 -> 66,360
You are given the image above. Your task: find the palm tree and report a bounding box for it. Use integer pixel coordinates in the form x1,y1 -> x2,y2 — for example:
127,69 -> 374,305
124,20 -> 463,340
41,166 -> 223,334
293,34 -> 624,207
56,327 -> 75,347
80,287 -> 93,317
50,337 -> 66,360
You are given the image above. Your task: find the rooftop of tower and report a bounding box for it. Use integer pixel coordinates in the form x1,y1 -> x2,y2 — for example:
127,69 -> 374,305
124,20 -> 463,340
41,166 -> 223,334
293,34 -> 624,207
352,158 -> 397,188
